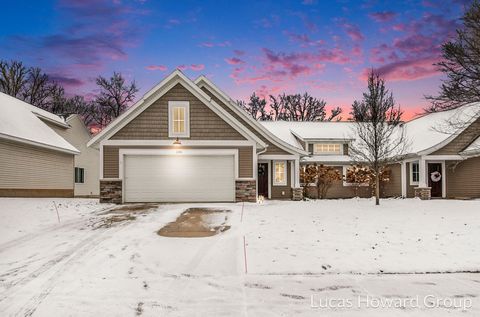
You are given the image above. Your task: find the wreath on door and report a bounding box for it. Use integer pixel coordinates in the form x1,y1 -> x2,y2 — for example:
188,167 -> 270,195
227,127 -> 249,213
430,171 -> 442,182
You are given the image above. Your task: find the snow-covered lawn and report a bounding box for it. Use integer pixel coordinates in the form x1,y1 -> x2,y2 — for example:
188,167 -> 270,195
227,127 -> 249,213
0,198 -> 479,316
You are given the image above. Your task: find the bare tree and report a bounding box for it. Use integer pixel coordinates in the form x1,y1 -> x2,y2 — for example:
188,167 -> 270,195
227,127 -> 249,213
426,1 -> 480,111
237,93 -> 271,120
0,60 -> 28,98
239,91 -> 341,121
94,72 -> 138,127
349,70 -> 407,205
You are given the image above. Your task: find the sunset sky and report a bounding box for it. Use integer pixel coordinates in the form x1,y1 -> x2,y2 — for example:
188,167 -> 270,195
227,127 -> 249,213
0,0 -> 469,120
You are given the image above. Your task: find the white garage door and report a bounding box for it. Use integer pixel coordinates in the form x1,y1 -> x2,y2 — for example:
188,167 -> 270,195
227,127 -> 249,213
124,155 -> 235,203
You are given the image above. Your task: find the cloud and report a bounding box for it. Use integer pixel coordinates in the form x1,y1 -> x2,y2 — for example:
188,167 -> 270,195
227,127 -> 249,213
49,74 -> 85,87
343,23 -> 364,42
145,65 -> 168,71
233,50 -> 245,56
284,31 -> 324,47
363,56 -> 440,81
178,64 -> 205,71
369,11 -> 397,22
225,57 -> 244,65
199,41 -> 231,48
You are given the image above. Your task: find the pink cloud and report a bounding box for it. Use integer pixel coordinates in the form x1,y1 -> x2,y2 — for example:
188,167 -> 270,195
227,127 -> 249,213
199,41 -> 230,48
177,64 -> 205,71
285,32 -> 324,47
225,57 -> 244,65
369,11 -> 397,22
233,50 -> 245,56
145,64 -> 167,71
190,64 -> 205,71
362,56 -> 440,81
343,23 -> 364,42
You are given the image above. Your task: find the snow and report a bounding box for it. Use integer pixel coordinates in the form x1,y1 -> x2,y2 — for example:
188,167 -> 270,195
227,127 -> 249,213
302,154 -> 351,163
1,198 -> 480,316
462,135 -> 480,155
0,93 -> 78,153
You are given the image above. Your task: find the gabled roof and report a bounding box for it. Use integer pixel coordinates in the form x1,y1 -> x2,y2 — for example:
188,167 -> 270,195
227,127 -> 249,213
260,103 -> 480,157
88,70 -> 267,148
0,92 -> 79,154
194,75 -> 308,155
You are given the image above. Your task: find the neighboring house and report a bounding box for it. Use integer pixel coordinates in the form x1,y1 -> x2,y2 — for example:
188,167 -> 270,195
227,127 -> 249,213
48,115 -> 100,197
0,92 -> 99,197
88,69 -> 480,203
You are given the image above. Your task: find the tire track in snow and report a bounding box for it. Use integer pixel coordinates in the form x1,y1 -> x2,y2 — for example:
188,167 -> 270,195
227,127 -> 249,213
0,222 -> 129,316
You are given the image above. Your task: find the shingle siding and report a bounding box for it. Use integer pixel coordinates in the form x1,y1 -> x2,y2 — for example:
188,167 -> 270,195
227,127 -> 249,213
446,157 -> 480,198
112,83 -> 245,140
201,86 -> 291,155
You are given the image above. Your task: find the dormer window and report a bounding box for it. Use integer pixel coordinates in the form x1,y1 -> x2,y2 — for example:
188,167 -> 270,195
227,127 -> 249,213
313,143 -> 342,154
168,101 -> 190,138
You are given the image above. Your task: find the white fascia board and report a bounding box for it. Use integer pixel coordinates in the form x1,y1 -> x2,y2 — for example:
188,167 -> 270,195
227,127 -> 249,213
101,139 -> 256,146
259,154 -> 299,160
423,154 -> 464,160
89,70 -> 266,149
194,76 -> 308,156
0,133 -> 80,155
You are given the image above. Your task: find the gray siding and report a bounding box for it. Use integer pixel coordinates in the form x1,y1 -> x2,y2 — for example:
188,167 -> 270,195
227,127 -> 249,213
433,117 -> 480,155
201,86 -> 291,155
446,157 -> 480,198
112,83 -> 245,140
0,138 -> 74,195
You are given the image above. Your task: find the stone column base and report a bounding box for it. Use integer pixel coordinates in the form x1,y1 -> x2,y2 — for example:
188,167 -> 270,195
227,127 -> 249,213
100,180 -> 122,204
414,187 -> 431,200
236,180 -> 256,202
292,187 -> 303,201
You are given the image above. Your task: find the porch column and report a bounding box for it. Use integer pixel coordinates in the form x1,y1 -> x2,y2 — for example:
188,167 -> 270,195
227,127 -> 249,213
418,156 -> 427,188
294,158 -> 300,188
400,161 -> 407,198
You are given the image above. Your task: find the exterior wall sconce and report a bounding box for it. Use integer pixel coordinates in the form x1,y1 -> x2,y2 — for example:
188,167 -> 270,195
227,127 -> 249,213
173,137 -> 181,145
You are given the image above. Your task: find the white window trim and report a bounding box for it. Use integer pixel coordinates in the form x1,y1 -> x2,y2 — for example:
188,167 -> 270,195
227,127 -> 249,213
273,160 -> 287,186
313,143 -> 343,155
168,101 -> 190,138
410,161 -> 419,186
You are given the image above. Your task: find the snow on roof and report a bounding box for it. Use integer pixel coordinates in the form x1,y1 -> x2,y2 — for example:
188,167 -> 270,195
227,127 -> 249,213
404,103 -> 480,154
23,102 -> 68,127
302,155 -> 351,163
461,136 -> 480,155
0,93 -> 79,153
260,103 -> 480,155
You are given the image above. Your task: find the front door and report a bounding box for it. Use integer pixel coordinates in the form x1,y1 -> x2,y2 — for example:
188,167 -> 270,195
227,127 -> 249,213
258,163 -> 269,198
428,163 -> 443,198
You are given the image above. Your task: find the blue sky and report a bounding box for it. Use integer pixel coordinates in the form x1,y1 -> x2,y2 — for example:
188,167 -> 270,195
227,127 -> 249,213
0,0 -> 469,119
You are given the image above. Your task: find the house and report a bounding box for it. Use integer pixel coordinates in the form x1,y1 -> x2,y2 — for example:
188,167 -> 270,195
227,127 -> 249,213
88,69 -> 480,203
0,92 -> 99,197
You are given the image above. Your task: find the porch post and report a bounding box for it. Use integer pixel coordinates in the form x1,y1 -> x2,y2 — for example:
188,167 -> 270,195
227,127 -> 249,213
415,156 -> 431,200
400,161 -> 406,198
418,156 -> 427,188
294,158 -> 300,188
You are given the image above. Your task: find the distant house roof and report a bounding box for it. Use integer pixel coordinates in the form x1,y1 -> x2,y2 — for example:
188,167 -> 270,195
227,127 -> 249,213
260,102 -> 480,156
0,93 -> 79,154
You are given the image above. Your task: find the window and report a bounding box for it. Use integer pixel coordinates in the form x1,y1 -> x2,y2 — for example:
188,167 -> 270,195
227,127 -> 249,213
273,161 -> 287,186
75,167 -> 85,184
410,161 -> 419,185
313,143 -> 342,154
168,101 -> 190,137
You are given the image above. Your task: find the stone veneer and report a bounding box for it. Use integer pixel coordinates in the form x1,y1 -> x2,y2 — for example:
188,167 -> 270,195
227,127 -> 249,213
100,180 -> 122,204
292,187 -> 303,201
414,187 -> 431,200
235,180 -> 257,202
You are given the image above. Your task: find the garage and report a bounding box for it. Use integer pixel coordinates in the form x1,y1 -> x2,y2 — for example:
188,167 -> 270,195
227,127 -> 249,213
123,154 -> 236,203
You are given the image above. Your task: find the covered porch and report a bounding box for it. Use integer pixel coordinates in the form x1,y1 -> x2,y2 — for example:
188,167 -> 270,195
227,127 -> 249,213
401,155 -> 465,199
257,154 -> 302,200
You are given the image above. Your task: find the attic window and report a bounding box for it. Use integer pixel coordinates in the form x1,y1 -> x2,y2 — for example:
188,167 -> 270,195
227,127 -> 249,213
168,101 -> 190,138
313,143 -> 341,154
